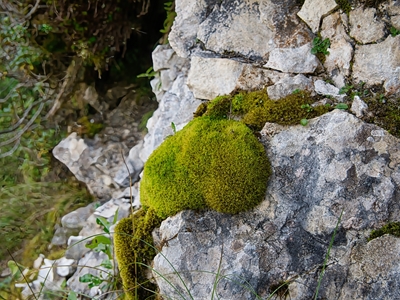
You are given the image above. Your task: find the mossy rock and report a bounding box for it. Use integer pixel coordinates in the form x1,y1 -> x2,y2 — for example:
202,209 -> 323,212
114,208 -> 162,300
195,90 -> 332,131
140,116 -> 271,218
368,222 -> 400,241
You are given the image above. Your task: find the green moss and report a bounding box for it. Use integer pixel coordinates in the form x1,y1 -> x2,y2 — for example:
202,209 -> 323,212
140,116 -> 271,218
362,96 -> 400,138
203,95 -> 232,119
368,222 -> 400,241
76,116 -> 104,138
335,0 -> 352,14
198,90 -> 332,131
114,208 -> 162,300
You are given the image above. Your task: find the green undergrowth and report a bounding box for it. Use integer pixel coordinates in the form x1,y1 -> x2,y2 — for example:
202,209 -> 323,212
196,90 -> 332,130
114,208 -> 162,300
368,222 -> 400,241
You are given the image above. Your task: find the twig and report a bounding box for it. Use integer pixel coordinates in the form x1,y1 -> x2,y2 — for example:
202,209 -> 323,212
24,0 -> 40,19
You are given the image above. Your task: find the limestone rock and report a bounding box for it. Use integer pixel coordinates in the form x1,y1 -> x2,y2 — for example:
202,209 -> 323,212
187,56 -> 282,100
170,0 -> 313,59
264,43 -> 319,73
267,74 -> 313,100
152,110 -> 400,300
321,12 -> 353,88
351,96 -> 369,118
61,204 -> 95,231
314,80 -> 345,101
55,257 -> 76,277
297,0 -> 338,33
65,236 -> 91,260
350,7 -> 385,44
352,35 -> 400,94
168,0 -> 209,58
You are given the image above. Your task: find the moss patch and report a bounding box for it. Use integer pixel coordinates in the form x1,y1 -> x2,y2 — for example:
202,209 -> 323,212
196,90 -> 332,131
114,208 -> 162,300
140,116 -> 271,218
368,222 -> 400,241
362,96 -> 400,138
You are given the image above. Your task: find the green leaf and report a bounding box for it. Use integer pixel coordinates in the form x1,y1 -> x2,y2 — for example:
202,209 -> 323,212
300,119 -> 308,126
171,122 -> 176,134
96,216 -> 111,234
101,258 -> 113,269
7,261 -> 22,279
67,290 -> 78,300
85,235 -> 111,250
335,103 -> 348,110
112,208 -> 119,225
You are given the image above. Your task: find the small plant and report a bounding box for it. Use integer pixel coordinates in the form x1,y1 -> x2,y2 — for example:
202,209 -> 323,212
137,66 -> 158,79
339,81 -> 369,98
335,103 -> 348,110
171,122 -> 177,134
79,209 -> 120,293
311,37 -> 330,56
390,26 -> 400,37
300,118 -> 309,126
292,89 -> 301,94
301,103 -> 314,113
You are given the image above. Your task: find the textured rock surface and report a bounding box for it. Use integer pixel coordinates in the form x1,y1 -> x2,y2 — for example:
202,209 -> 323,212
350,7 -> 385,44
141,46 -> 202,162
170,0 -> 313,60
267,74 -> 313,100
264,43 -> 319,73
352,36 -> 400,92
320,12 -> 353,88
153,110 -> 400,299
188,56 -> 283,100
297,0 -> 338,33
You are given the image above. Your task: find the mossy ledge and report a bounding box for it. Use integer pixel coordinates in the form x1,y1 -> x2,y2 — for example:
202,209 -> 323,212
195,89 -> 332,130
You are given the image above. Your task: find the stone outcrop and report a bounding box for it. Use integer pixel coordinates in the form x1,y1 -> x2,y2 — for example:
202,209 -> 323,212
17,0 -> 400,299
153,110 -> 400,299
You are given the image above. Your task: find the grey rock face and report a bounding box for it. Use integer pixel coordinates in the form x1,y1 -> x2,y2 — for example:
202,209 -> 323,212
152,110 -> 400,300
170,0 -> 313,61
351,95 -> 369,118
352,36 -> 400,93
187,56 -> 283,100
320,12 -> 353,88
350,7 -> 386,44
140,46 -> 202,162
264,43 -> 319,73
314,79 -> 345,101
267,74 -> 313,100
297,0 -> 338,33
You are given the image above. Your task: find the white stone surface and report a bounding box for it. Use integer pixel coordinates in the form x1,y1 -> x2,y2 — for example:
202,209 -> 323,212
351,96 -> 369,118
267,74 -> 314,100
264,43 -> 319,73
350,7 -> 386,44
321,12 -> 353,88
297,0 -> 338,33
353,35 -> 400,92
